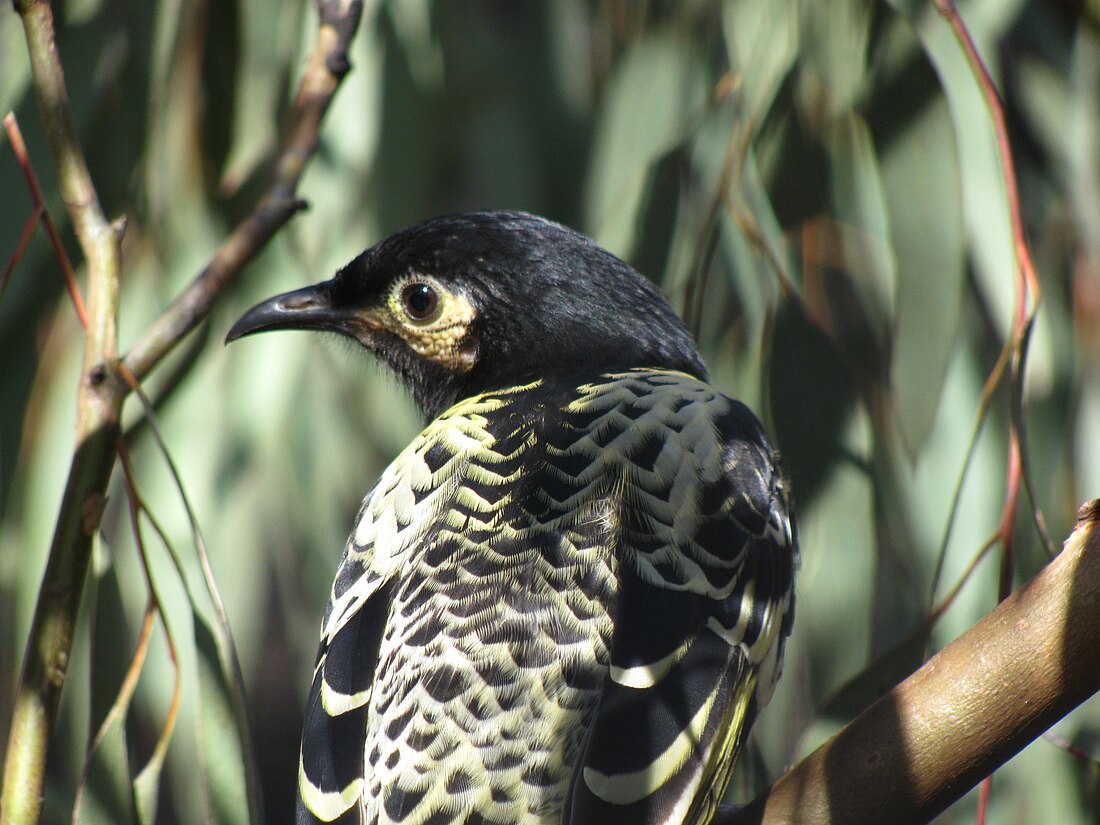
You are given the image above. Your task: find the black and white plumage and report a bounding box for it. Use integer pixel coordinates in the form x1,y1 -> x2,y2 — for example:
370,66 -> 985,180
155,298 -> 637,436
227,211 -> 797,825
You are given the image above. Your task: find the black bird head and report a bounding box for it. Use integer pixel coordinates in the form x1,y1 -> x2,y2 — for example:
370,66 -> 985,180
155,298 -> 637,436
226,211 -> 707,419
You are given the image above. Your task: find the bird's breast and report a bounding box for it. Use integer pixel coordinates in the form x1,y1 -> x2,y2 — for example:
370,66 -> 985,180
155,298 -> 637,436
356,383 -> 623,824
350,369 -> 739,824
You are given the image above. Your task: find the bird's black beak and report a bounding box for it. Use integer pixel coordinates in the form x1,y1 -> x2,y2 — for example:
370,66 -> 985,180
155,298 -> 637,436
226,280 -> 358,344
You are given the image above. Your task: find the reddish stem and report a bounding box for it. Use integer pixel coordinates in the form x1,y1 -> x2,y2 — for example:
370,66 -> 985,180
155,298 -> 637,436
3,112 -> 88,329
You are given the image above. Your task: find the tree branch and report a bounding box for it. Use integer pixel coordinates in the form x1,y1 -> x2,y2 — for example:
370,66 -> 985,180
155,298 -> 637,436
122,0 -> 364,382
722,501 -> 1100,825
2,2 -> 124,822
0,2 -> 364,823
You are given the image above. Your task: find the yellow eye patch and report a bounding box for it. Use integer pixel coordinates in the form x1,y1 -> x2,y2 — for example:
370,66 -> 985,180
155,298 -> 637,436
381,276 -> 479,371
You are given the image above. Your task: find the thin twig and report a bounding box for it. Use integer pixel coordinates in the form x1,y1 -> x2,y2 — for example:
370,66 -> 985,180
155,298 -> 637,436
70,597 -> 157,825
929,5 -> 1047,816
1,3 -> 365,824
3,112 -> 90,328
122,0 -> 364,382
932,0 -> 1047,551
927,334 -> 1013,606
114,442 -> 183,822
931,1 -> 1041,311
118,364 -> 262,822
1043,731 -> 1100,767
1,208 -> 41,304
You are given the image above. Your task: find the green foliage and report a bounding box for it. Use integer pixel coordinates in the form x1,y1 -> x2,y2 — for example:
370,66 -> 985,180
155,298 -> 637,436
2,1 -> 1098,823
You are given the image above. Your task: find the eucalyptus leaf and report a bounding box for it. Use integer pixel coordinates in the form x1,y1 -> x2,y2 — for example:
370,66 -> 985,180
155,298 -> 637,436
881,95 -> 965,456
80,549 -> 137,825
133,748 -> 168,825
824,111 -> 897,353
586,30 -> 709,255
900,0 -> 1017,338
194,614 -> 256,825
722,0 -> 798,130
798,0 -> 874,117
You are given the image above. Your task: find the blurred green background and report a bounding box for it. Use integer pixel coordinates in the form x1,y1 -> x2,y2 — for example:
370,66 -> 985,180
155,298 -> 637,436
2,1 -> 1098,823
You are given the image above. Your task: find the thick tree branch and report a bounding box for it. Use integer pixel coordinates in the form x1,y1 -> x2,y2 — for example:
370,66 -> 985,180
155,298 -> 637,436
722,501 -> 1100,825
2,3 -> 124,823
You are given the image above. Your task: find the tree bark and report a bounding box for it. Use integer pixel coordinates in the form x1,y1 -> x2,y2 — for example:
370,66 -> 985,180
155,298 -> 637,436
722,501 -> 1100,825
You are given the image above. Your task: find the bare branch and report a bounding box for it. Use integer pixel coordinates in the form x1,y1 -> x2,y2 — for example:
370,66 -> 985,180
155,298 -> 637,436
2,2 -> 124,822
0,3 -> 364,824
123,0 -> 364,382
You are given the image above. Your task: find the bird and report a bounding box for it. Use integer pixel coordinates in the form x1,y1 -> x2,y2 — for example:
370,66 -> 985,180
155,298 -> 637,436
226,210 -> 798,825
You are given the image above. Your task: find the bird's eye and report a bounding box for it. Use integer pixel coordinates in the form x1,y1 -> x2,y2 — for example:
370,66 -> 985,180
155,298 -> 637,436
400,282 -> 439,321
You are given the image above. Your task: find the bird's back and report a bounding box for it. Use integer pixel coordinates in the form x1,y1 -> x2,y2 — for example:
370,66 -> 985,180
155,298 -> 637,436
298,368 -> 796,825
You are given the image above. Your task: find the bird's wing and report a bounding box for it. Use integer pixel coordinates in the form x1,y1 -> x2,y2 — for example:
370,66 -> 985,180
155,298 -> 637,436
563,393 -> 797,825
296,482 -> 400,825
